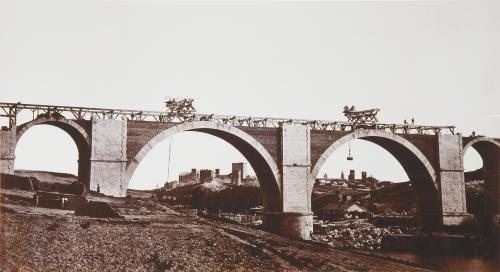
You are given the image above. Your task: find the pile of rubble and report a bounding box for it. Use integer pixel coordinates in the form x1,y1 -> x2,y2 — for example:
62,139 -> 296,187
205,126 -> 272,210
114,199 -> 177,215
465,180 -> 484,195
312,219 -> 403,250
74,201 -> 123,218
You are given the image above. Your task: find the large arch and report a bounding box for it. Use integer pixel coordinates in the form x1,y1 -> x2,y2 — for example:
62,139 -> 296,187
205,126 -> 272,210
463,137 -> 500,216
15,114 -> 91,187
309,129 -> 440,228
126,121 -> 283,212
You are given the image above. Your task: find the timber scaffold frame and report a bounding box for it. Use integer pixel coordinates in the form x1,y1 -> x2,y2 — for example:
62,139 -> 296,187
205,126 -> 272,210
0,102 -> 456,135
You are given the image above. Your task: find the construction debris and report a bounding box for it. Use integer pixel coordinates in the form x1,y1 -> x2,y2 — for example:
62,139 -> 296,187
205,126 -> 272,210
74,201 -> 123,218
312,219 -> 404,250
0,173 -> 39,191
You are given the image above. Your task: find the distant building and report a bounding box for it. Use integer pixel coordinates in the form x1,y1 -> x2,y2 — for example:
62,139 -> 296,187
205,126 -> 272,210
316,202 -> 373,219
232,162 -> 247,185
199,169 -> 214,183
164,180 -> 178,189
232,170 -> 241,185
190,168 -> 199,182
348,170 -> 355,181
217,174 -> 233,184
366,175 -> 378,188
178,172 -> 192,184
377,181 -> 393,187
337,190 -> 368,202
178,168 -> 200,184
361,171 -> 367,184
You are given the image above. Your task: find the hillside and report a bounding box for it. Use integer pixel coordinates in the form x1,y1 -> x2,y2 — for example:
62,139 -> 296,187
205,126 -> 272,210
125,189 -> 155,199
364,182 -> 416,214
14,170 -> 77,185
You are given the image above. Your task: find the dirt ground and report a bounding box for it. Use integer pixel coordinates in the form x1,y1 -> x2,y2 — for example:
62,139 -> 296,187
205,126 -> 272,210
1,212 -> 289,271
0,190 -> 430,271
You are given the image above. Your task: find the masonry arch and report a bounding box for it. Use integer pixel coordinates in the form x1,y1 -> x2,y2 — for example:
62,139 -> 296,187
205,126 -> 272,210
16,115 -> 91,187
310,129 -> 440,228
463,137 -> 500,216
126,121 -> 282,212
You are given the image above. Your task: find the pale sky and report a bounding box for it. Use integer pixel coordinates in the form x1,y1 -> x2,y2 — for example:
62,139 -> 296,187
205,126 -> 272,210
2,1 -> 498,189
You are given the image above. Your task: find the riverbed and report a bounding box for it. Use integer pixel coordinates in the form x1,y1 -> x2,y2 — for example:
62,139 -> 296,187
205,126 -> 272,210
366,251 -> 499,272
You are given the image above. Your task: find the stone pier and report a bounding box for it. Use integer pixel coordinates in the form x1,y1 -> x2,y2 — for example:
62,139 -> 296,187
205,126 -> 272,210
437,134 -> 470,225
89,117 -> 128,196
0,127 -> 16,174
263,124 -> 313,240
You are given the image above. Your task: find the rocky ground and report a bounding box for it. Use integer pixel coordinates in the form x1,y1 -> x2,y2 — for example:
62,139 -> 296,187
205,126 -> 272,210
0,189 -> 430,272
312,219 -> 408,250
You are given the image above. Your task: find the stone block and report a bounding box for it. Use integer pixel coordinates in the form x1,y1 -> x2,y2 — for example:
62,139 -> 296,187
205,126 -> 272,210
282,124 -> 310,166
91,118 -> 127,161
439,171 -> 466,214
90,161 -> 127,196
442,214 -> 471,226
282,165 -> 309,212
438,134 -> 463,171
263,212 -> 313,240
281,124 -> 311,212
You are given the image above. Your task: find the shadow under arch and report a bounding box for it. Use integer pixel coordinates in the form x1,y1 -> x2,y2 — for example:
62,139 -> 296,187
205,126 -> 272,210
309,129 -> 441,229
463,137 -> 500,216
126,121 -> 283,212
16,115 -> 91,187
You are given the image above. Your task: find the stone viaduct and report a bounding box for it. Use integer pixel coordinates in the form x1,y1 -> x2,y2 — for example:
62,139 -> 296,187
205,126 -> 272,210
0,102 -> 499,240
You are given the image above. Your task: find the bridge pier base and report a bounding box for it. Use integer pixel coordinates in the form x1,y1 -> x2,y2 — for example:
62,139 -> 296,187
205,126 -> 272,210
263,212 -> 313,240
0,127 -> 16,174
484,170 -> 500,216
442,213 -> 472,226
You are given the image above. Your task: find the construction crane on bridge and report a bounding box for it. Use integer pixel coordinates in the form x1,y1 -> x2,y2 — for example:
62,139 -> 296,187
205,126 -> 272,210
164,98 -> 196,115
343,105 -> 381,161
343,105 -> 380,127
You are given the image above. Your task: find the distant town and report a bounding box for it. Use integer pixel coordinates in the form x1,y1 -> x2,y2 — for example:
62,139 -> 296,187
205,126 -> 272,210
156,162 -> 408,224
163,162 -> 257,190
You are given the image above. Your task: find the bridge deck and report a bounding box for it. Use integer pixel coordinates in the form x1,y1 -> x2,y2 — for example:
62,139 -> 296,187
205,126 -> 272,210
0,101 -> 455,135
